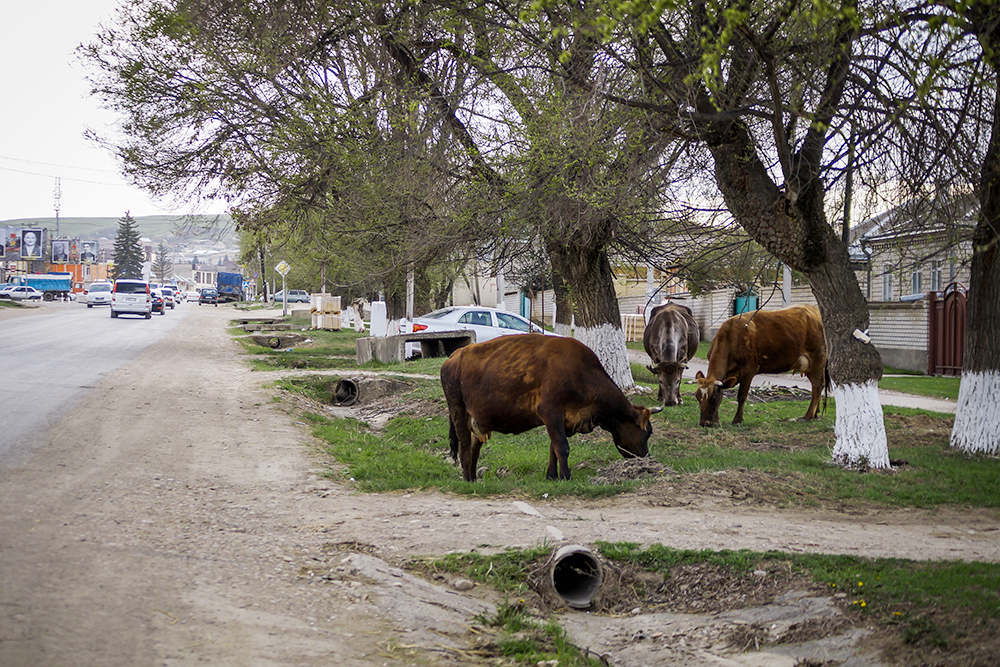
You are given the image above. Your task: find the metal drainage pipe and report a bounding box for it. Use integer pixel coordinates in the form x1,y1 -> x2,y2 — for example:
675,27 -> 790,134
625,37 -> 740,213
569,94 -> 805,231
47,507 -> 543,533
550,545 -> 603,609
333,379 -> 359,406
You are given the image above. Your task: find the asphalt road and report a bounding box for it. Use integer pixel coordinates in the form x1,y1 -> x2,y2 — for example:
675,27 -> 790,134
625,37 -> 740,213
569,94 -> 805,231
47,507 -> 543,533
0,300 -> 188,467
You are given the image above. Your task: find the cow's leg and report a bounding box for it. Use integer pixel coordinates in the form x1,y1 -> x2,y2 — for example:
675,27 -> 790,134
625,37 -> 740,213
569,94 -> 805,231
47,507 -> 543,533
544,423 -> 572,480
450,408 -> 478,481
732,378 -> 753,425
468,439 -> 484,480
804,369 -> 825,420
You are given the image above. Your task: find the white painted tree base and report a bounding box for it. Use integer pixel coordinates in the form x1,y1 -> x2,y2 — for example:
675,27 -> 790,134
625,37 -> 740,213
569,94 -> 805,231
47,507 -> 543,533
831,381 -> 890,470
575,323 -> 635,390
951,370 -> 1000,455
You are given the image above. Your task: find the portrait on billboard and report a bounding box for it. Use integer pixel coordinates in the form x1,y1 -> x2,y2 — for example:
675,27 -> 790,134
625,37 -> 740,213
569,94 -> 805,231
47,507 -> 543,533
81,241 -> 96,263
21,229 -> 43,260
51,240 -> 70,263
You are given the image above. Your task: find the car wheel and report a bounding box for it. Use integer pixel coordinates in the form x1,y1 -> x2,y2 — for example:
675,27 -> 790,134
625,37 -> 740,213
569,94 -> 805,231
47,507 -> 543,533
87,304 -> 93,308
111,310 -> 117,318
145,312 -> 152,319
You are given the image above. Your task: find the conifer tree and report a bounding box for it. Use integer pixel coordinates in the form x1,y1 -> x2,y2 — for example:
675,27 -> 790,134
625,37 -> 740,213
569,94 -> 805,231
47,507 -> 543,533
152,240 -> 172,284
112,212 -> 145,280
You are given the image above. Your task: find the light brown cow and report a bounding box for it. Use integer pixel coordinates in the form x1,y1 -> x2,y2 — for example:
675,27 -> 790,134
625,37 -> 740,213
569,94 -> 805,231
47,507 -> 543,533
694,304 -> 828,427
441,334 -> 658,481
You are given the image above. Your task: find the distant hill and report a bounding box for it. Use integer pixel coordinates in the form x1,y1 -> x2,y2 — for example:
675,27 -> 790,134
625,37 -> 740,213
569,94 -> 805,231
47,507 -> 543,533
1,214 -> 236,243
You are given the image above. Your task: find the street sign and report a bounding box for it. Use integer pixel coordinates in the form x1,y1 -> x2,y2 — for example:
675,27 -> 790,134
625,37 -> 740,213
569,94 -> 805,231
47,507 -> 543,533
275,260 -> 290,276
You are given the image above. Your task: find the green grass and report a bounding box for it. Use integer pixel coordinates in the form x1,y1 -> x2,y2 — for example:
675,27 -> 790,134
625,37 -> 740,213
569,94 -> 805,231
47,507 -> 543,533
248,327 -> 996,510
419,541 -> 1000,658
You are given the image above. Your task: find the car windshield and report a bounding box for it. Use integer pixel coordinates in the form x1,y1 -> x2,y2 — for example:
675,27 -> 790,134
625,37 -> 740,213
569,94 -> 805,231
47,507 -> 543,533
421,307 -> 461,320
90,284 -> 111,292
115,282 -> 147,294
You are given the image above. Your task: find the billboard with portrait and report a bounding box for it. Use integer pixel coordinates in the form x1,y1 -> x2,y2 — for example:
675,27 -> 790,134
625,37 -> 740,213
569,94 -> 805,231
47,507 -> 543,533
20,228 -> 44,260
51,239 -> 71,263
80,240 -> 97,264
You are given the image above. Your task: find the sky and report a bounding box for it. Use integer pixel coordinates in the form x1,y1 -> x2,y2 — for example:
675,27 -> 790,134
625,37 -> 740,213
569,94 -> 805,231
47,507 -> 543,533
0,1 -> 224,223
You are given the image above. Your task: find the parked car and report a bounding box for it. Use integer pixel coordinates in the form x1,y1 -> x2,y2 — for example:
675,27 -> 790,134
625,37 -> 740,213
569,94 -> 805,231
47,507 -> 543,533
186,291 -> 199,302
3,286 -> 44,301
111,279 -> 152,319
150,289 -> 166,314
272,289 -> 310,304
410,306 -> 549,344
160,286 -> 177,309
85,281 -> 113,307
199,288 -> 219,306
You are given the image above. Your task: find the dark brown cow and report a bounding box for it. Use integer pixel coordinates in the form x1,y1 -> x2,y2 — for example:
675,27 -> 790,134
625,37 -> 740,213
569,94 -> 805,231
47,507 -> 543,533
694,304 -> 829,427
643,302 -> 700,406
441,334 -> 658,481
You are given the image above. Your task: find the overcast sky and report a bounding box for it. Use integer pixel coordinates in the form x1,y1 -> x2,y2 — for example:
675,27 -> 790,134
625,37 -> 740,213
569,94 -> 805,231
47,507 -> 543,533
1,1 -> 224,222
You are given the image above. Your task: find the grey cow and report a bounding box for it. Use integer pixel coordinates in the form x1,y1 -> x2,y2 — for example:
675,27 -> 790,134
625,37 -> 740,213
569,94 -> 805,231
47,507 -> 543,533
643,302 -> 700,406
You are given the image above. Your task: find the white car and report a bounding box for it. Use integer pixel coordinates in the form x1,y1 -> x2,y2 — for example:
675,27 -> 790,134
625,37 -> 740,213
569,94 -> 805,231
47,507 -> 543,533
111,279 -> 152,319
85,281 -> 113,307
3,285 -> 44,301
411,306 -> 549,344
160,286 -> 177,308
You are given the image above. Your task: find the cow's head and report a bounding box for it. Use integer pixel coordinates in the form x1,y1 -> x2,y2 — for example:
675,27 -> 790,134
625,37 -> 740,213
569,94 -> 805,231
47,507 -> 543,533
694,371 -> 736,427
648,360 -> 688,406
612,405 -> 660,458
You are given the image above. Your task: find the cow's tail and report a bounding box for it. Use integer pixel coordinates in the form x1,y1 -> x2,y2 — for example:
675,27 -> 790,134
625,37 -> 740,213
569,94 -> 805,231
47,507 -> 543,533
821,361 -> 832,416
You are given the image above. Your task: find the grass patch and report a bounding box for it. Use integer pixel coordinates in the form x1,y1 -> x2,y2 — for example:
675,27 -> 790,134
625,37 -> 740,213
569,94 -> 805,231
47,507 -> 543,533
416,542 -> 1000,664
880,374 -> 960,400
244,327 -> 997,511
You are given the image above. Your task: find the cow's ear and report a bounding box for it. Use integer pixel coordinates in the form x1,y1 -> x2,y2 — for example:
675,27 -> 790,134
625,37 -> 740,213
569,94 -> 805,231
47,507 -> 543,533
722,376 -> 739,389
695,370 -> 705,379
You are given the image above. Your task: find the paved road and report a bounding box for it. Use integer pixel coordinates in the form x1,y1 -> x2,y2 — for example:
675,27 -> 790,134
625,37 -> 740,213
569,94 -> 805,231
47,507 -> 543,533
628,349 -> 957,414
0,300 -> 189,467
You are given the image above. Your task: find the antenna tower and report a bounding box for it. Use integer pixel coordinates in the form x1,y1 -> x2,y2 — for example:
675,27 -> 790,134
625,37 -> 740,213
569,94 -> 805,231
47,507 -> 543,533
54,177 -> 62,237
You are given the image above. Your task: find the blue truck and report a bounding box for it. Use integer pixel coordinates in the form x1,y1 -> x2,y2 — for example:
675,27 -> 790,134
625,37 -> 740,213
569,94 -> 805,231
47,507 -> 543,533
216,272 -> 244,303
11,273 -> 73,301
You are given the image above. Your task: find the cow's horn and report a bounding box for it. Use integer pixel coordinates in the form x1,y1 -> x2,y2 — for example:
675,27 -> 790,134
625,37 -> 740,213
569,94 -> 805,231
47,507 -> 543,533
714,380 -> 724,387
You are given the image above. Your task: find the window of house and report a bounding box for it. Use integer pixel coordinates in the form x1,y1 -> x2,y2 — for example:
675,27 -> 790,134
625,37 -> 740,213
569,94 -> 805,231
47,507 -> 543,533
930,260 -> 942,291
911,264 -> 922,294
882,271 -> 893,301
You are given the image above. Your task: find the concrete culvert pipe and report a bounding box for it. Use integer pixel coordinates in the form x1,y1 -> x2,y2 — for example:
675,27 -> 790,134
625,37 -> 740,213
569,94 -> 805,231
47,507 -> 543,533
333,379 -> 359,406
550,545 -> 603,609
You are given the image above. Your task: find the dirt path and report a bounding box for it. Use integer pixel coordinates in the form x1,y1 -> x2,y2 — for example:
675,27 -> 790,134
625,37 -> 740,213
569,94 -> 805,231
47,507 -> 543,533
1,304 -> 996,667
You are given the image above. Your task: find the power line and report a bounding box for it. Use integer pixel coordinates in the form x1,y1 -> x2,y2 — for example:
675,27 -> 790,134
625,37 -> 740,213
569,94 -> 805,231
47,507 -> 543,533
0,164 -> 130,188
0,154 -> 119,174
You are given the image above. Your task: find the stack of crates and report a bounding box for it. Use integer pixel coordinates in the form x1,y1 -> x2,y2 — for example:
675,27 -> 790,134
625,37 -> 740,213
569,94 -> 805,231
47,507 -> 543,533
311,294 -> 342,330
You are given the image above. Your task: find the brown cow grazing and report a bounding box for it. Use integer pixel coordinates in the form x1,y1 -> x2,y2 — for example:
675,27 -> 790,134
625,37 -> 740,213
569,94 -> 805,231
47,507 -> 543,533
441,334 -> 659,481
694,304 -> 829,427
643,302 -> 700,407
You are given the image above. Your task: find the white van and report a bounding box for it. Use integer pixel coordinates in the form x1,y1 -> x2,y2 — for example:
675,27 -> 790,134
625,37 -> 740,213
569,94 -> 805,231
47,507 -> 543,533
85,281 -> 113,307
111,279 -> 152,318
